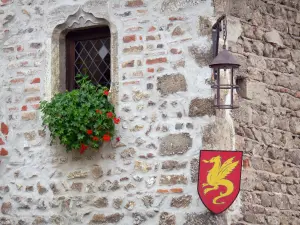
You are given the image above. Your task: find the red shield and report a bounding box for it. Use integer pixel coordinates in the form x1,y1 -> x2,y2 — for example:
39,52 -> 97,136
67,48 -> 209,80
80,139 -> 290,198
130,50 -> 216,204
198,150 -> 243,214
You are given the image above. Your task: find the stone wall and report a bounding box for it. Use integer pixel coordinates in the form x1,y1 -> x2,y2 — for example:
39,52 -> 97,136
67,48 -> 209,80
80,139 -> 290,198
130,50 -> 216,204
224,0 -> 300,224
0,0 -> 236,224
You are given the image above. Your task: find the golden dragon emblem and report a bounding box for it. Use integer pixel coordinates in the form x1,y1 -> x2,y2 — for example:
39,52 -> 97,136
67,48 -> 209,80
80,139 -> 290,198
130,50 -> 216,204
202,156 -> 239,205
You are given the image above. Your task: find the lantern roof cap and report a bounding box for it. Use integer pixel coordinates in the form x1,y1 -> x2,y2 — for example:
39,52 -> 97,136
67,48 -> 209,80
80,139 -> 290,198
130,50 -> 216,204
209,49 -> 240,68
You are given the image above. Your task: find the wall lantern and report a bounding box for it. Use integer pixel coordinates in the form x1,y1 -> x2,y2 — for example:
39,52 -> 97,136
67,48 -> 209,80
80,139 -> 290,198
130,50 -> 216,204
209,15 -> 240,109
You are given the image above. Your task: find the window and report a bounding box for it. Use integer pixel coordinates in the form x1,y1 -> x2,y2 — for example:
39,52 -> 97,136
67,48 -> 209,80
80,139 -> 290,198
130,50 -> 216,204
66,26 -> 111,91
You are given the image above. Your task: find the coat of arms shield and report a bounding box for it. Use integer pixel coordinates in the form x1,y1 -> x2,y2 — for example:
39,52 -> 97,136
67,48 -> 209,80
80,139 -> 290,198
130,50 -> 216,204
198,150 -> 243,214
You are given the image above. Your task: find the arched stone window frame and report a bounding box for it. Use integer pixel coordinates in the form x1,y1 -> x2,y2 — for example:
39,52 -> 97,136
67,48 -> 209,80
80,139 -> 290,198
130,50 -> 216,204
45,6 -> 118,105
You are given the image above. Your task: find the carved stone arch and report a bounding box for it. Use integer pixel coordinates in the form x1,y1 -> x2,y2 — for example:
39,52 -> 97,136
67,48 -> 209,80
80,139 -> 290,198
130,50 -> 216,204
47,6 -> 118,105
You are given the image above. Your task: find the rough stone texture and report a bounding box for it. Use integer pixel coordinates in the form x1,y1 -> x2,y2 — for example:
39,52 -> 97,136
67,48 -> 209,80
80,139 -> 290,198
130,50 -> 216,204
159,175 -> 188,185
171,195 -> 192,208
220,0 -> 300,224
161,160 -> 187,170
157,74 -> 187,96
90,213 -> 124,224
159,133 -> 192,156
159,212 -> 176,225
184,212 -> 227,225
0,0 -> 219,224
190,158 -> 199,183
189,98 -> 215,117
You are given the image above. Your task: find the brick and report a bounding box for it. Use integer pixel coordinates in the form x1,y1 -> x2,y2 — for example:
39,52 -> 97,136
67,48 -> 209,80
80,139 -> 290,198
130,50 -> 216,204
126,27 -> 143,32
148,26 -> 156,32
170,188 -> 183,193
0,138 -> 4,145
172,26 -> 185,36
123,81 -> 140,86
31,78 -> 40,84
169,16 -> 185,21
1,123 -> 8,135
10,78 -> 24,84
22,112 -> 36,121
125,0 -> 144,7
146,57 -> 167,65
170,48 -> 182,54
243,159 -> 250,169
17,45 -> 24,52
123,35 -> 136,43
0,148 -> 8,156
31,104 -> 40,110
122,60 -> 135,68
157,189 -> 169,193
137,9 -> 147,14
123,45 -> 143,54
1,202 -> 11,214
148,68 -> 154,73
26,96 -> 40,103
24,86 -> 40,93
146,35 -> 161,41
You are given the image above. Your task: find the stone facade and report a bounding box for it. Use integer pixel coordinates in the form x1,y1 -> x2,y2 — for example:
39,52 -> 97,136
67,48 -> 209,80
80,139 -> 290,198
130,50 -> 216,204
1,0 -> 299,224
221,0 -> 300,224
0,0 -> 232,224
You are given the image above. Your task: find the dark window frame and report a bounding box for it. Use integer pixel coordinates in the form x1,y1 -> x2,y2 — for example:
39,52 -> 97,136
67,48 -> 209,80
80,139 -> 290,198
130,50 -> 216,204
65,26 -> 111,91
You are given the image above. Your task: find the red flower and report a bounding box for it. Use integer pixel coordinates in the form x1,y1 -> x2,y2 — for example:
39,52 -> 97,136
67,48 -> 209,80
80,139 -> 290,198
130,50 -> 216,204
113,117 -> 121,124
80,143 -> 88,154
96,109 -> 102,114
87,130 -> 93,135
92,136 -> 99,141
103,134 -> 111,142
116,137 -> 120,142
106,112 -> 114,118
103,90 -> 109,96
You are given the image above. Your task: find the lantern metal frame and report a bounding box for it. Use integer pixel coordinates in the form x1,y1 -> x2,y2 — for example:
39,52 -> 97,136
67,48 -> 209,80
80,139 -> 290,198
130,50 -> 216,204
210,15 -> 240,109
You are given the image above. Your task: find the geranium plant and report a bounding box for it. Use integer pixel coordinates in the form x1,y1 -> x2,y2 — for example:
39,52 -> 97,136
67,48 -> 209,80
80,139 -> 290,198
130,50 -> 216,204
40,75 -> 120,154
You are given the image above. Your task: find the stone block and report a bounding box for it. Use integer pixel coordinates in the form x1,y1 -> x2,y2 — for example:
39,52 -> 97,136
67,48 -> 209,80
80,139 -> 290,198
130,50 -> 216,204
90,213 -> 124,224
264,29 -> 283,46
291,50 -> 300,62
91,165 -> 103,179
93,197 -> 108,208
126,0 -> 144,7
157,74 -> 187,96
1,202 -> 11,215
159,175 -> 188,185
172,26 -> 184,36
161,160 -> 187,170
159,133 -> 192,156
159,212 -> 176,225
190,158 -> 199,183
183,212 -> 227,225
188,98 -> 215,117
171,195 -> 192,208
123,45 -> 144,54
132,212 -> 147,225
123,35 -> 136,43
